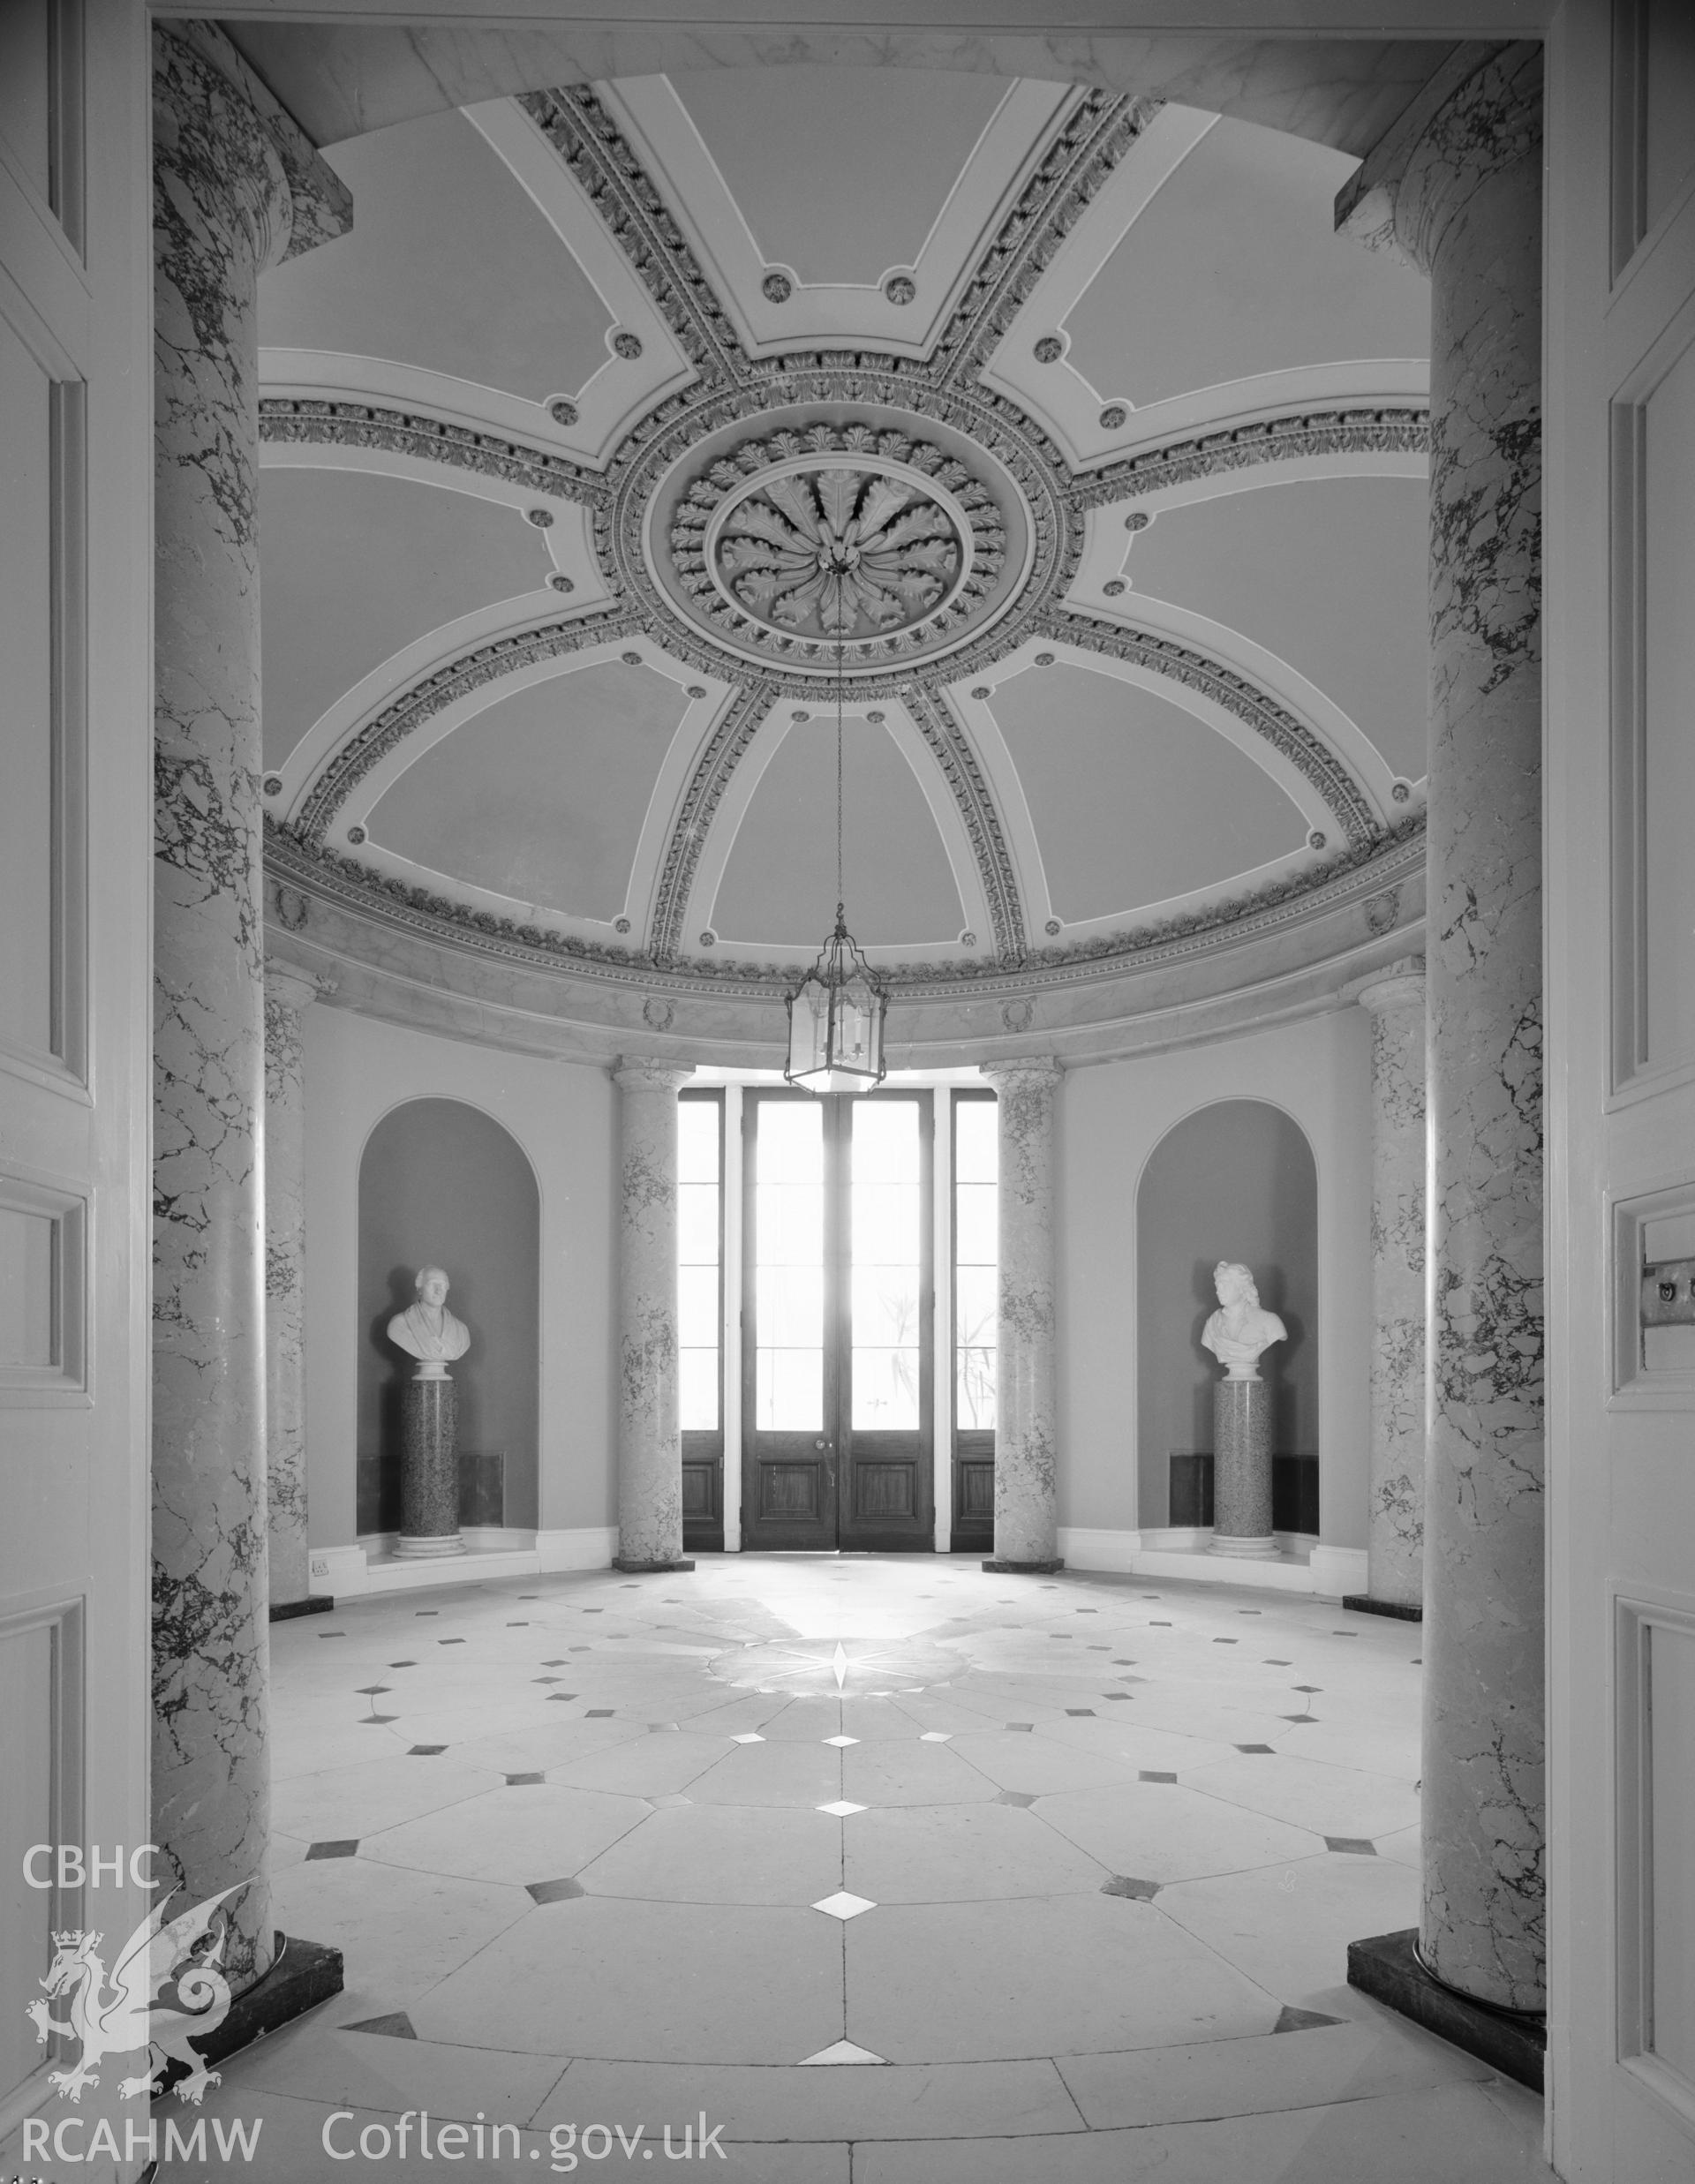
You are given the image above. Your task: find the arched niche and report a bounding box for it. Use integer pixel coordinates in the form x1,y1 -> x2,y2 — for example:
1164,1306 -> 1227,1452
357,1097 -> 540,1535
1134,1099 -> 1318,1529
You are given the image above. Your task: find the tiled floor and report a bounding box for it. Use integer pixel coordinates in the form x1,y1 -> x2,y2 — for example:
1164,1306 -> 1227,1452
186,1557 -> 1556,2180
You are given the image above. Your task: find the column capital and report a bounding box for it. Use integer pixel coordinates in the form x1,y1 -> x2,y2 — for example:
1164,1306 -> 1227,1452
1334,41 -> 1541,276
979,1056 -> 1063,1093
263,959 -> 335,1015
154,22 -> 351,277
614,1056 -> 695,1094
1352,959 -> 1426,1017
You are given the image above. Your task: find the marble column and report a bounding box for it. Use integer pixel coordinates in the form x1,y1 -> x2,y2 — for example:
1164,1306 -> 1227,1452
262,963 -> 328,1608
614,1058 -> 694,1571
982,1060 -> 1062,1571
1356,962 -> 1428,1610
152,26 -> 349,1984
1341,46 -> 1544,2014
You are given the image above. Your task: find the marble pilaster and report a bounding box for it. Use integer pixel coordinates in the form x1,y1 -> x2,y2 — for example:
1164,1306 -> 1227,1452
152,26 -> 350,1984
614,1058 -> 694,1570
262,963 -> 328,1608
1341,45 -> 1545,2015
981,1060 -> 1062,1570
1356,963 -> 1427,1609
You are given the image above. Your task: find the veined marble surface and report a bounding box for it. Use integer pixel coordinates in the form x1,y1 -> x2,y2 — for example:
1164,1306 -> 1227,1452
264,965 -> 326,1608
615,1059 -> 694,1567
983,1061 -> 1062,1564
1356,965 -> 1426,1610
1355,48 -> 1546,2015
151,26 -> 349,1983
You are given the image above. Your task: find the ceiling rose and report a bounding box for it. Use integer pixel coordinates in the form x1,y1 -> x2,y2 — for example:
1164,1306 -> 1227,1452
636,397 -> 1042,681
682,445 -> 1000,652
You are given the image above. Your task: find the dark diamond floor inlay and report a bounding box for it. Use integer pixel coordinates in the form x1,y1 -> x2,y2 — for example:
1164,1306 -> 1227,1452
1103,1875 -> 1160,1901
586,1709 -> 614,1718
528,1878 -> 586,1904
1066,1708 -> 1095,1717
998,1791 -> 1036,1807
306,1840 -> 359,1860
343,2013 -> 417,2039
355,1685 -> 390,1696
409,1743 -> 447,1756
1103,1692 -> 1134,1701
1236,1743 -> 1275,1754
507,1773 -> 546,1786
1274,2006 -> 1345,2034
388,1661 -> 417,1668
1325,1836 -> 1377,1855
1006,1722 -> 1033,1732
361,1713 -> 399,1725
1140,1770 -> 1177,1783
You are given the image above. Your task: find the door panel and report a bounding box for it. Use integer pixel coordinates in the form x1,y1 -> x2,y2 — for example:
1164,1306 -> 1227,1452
1548,2 -> 1695,2173
841,1095 -> 931,1550
742,1092 -> 838,1548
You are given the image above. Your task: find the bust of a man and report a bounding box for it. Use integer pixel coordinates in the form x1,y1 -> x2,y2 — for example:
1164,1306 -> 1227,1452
1202,1261 -> 1286,1382
388,1266 -> 471,1373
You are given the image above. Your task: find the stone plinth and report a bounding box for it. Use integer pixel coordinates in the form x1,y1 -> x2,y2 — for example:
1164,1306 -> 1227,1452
150,23 -> 349,1987
1209,1378 -> 1277,1555
1339,42 -> 1546,2019
396,1370 -> 464,1557
981,1060 -> 1062,1570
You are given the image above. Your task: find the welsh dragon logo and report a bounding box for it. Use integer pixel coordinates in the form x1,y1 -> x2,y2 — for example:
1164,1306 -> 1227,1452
26,1884 -> 245,2105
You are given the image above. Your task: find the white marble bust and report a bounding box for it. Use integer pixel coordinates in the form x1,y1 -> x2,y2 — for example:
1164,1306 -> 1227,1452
1201,1261 -> 1286,1381
388,1265 -> 471,1374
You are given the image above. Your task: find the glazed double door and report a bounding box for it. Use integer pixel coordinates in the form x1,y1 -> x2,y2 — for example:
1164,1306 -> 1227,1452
742,1090 -> 934,1550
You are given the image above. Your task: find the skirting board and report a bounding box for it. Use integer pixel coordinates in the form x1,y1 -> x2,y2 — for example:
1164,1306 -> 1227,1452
1058,1528 -> 1367,1600
309,1527 -> 618,1597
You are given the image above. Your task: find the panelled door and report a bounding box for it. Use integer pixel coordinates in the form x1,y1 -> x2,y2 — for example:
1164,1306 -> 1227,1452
1547,4 -> 1695,2176
742,1089 -> 933,1551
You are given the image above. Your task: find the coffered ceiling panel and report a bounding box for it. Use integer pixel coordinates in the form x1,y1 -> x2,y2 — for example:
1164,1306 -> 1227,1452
667,65 -> 1013,290
365,663 -> 689,923
1126,475 -> 1430,784
992,662 -> 1307,924
1062,116 -> 1428,412
260,106 -> 613,403
259,469 -> 555,770
710,715 -> 968,951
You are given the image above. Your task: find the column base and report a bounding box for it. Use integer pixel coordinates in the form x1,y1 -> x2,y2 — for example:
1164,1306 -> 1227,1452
612,1556 -> 697,1574
1342,1593 -> 1423,1621
269,1595 -> 334,1622
1346,1930 -> 1544,2093
153,1932 -> 343,2099
981,1558 -> 1066,1574
1209,1534 -> 1278,1558
393,1533 -> 466,1559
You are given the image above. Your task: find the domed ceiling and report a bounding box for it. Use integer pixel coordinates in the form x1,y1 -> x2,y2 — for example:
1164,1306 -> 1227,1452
257,67 -> 1429,1020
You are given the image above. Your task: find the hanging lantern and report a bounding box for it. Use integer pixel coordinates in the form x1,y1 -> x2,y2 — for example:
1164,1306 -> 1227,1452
783,635 -> 889,1094
785,908 -> 887,1093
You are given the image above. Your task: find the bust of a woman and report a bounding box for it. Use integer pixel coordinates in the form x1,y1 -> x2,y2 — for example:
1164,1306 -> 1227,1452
1201,1261 -> 1285,1382
388,1265 -> 471,1376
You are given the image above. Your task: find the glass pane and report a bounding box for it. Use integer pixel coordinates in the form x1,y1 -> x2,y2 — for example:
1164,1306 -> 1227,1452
853,1182 -> 919,1265
679,1347 -> 719,1432
853,1100 -> 919,1183
678,1181 -> 719,1265
954,1097 -> 998,1183
954,1181 -> 997,1266
757,1264 -> 823,1347
853,1262 -> 921,1348
956,1346 -> 997,1430
677,1099 -> 720,1184
678,1264 -> 719,1350
954,1264 -> 998,1349
853,1347 -> 920,1430
756,1346 -> 822,1431
758,1099 -> 822,1183
757,1181 -> 824,1266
